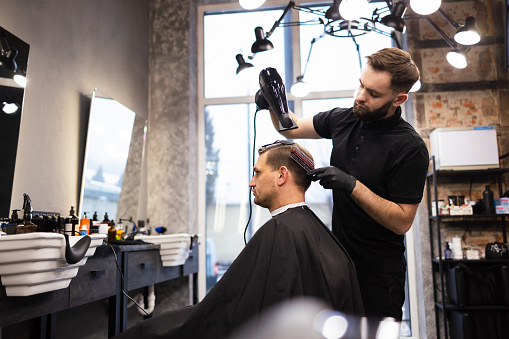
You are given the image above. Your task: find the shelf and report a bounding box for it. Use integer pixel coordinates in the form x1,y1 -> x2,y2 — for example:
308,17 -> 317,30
427,168 -> 509,178
435,302 -> 509,311
432,258 -> 509,265
429,214 -> 507,221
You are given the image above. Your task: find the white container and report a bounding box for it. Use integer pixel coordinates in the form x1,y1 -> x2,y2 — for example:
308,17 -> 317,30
430,127 -> 499,170
135,233 -> 192,267
0,233 -> 106,296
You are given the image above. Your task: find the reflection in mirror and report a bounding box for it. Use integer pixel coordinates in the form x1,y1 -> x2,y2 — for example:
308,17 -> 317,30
79,89 -> 136,223
0,26 -> 29,217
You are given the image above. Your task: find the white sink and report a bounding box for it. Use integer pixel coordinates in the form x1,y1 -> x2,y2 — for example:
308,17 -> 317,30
135,233 -> 194,267
0,232 -> 106,296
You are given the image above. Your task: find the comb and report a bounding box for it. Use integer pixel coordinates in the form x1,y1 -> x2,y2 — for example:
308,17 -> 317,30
290,148 -> 315,172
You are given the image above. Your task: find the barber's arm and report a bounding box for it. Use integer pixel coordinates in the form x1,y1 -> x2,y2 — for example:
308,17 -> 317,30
307,166 -> 418,235
268,108 -> 321,139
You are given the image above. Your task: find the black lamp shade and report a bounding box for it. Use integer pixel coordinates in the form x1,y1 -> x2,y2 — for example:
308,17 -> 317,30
0,49 -> 17,77
325,0 -> 343,21
235,54 -> 254,74
251,26 -> 274,53
380,2 -> 407,33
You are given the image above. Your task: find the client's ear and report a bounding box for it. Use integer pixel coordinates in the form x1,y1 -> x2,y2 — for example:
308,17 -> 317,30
278,166 -> 289,186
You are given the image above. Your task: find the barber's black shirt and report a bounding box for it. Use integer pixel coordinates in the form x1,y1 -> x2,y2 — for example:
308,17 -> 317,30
313,107 -> 429,272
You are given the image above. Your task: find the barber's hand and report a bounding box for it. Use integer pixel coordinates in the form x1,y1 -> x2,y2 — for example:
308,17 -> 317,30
307,166 -> 357,194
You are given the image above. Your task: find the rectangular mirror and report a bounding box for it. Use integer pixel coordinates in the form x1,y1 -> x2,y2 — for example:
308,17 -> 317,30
78,89 -> 136,223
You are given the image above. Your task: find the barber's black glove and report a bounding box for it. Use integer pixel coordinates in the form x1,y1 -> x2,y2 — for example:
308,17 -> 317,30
255,89 -> 270,110
307,166 -> 357,194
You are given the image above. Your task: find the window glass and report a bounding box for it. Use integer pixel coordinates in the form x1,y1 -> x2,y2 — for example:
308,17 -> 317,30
298,3 -> 393,93
204,10 -> 287,98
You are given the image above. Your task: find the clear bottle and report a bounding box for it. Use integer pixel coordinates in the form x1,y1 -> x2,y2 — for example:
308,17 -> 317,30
116,219 -> 125,241
146,218 -> 152,236
444,242 -> 452,259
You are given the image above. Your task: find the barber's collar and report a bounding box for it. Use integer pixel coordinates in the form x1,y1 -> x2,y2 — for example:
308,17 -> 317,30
360,106 -> 402,129
271,202 -> 309,217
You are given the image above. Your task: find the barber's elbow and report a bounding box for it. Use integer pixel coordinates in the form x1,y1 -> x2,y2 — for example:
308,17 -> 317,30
395,222 -> 412,235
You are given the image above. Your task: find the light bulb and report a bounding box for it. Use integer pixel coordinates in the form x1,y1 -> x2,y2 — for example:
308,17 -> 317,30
339,0 -> 369,21
13,74 -> 27,88
239,0 -> 266,10
446,50 -> 467,69
2,102 -> 19,114
291,77 -> 310,98
454,30 -> 480,46
410,0 -> 441,16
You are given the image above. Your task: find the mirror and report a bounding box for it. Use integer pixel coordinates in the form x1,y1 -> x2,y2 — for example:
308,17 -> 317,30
78,89 -> 136,223
0,26 -> 29,217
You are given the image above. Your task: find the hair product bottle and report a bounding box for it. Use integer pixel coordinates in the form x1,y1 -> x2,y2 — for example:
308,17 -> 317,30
483,185 -> 495,214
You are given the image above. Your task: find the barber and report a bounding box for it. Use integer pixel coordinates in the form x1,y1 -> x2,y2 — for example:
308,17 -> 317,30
267,47 -> 429,320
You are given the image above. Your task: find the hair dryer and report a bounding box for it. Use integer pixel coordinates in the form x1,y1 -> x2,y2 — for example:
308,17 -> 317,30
258,67 -> 298,132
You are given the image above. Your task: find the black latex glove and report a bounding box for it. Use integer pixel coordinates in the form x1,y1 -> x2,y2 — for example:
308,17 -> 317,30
307,166 -> 357,194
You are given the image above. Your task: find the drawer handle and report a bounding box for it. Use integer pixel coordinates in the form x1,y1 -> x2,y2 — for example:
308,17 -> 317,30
91,270 -> 105,277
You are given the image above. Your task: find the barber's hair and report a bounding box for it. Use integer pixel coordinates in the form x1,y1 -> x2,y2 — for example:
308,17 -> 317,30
366,47 -> 420,94
260,143 -> 313,191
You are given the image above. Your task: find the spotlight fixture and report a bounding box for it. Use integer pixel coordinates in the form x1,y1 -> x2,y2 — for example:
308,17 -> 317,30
325,0 -> 343,21
251,26 -> 274,53
2,101 -> 20,114
410,0 -> 442,16
239,0 -> 265,10
290,76 -> 309,98
235,54 -> 254,74
339,0 -> 369,21
380,2 -> 407,33
235,0 -> 481,74
13,68 -> 27,88
446,48 -> 468,69
453,16 -> 481,45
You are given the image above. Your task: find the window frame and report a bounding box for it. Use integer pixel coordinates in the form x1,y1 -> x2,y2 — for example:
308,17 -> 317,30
197,2 -> 420,337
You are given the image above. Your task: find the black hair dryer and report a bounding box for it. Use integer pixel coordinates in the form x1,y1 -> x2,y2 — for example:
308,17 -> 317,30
258,67 -> 298,132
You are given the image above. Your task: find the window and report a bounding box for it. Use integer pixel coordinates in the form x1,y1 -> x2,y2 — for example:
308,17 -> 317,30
198,1 -> 417,337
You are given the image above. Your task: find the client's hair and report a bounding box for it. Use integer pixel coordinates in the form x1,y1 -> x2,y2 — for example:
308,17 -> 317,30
260,143 -> 314,191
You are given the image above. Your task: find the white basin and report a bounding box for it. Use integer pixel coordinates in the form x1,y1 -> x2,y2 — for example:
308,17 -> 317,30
135,233 -> 193,267
0,232 -> 106,296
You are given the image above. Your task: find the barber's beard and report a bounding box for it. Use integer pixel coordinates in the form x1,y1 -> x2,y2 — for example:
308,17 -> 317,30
353,99 -> 394,122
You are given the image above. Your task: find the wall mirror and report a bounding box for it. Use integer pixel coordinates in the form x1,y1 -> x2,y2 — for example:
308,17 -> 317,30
78,89 -> 137,223
0,26 -> 29,218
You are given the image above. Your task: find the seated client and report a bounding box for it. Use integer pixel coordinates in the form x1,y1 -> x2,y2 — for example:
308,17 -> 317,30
115,140 -> 364,339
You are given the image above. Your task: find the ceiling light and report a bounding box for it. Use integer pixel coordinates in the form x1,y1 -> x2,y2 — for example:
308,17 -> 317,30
410,79 -> 421,92
251,26 -> 273,53
235,54 -> 254,74
446,49 -> 468,69
2,102 -> 19,114
454,17 -> 481,45
325,0 -> 343,21
339,0 -> 369,21
380,2 -> 407,33
290,76 -> 310,98
410,0 -> 441,16
239,0 -> 266,10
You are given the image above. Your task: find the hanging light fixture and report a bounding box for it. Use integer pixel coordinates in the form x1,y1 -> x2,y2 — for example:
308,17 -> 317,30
410,0 -> 442,16
235,0 -> 481,73
235,54 -> 254,74
290,76 -> 310,98
454,16 -> 481,45
325,0 -> 343,21
13,68 -> 27,88
2,101 -> 20,114
239,0 -> 266,10
446,48 -> 468,69
380,2 -> 407,33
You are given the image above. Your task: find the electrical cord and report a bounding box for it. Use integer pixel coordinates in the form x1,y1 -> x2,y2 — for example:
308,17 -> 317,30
244,108 -> 259,245
104,240 -> 153,318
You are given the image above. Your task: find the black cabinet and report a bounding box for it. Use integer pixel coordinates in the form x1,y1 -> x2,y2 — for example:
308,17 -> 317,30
0,242 -> 199,338
427,156 -> 509,339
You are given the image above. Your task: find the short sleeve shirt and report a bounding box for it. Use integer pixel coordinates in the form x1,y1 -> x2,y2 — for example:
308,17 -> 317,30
313,107 -> 429,272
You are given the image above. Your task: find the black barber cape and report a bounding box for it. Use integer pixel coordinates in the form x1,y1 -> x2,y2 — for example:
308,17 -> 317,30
115,206 -> 364,339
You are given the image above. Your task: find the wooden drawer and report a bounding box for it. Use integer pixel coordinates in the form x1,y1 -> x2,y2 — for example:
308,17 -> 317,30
69,249 -> 118,308
124,250 -> 162,291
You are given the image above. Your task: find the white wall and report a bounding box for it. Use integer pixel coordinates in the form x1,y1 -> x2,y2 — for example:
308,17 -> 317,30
0,0 -> 149,216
